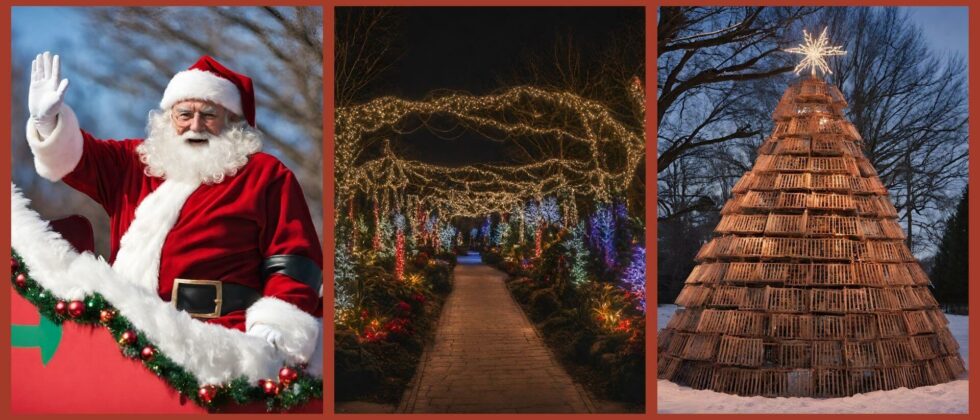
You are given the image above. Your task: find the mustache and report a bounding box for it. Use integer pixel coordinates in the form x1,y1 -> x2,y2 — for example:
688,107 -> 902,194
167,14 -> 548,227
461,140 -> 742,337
178,131 -> 214,141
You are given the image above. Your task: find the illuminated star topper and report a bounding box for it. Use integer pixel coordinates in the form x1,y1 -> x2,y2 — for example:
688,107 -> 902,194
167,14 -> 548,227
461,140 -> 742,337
785,27 -> 846,77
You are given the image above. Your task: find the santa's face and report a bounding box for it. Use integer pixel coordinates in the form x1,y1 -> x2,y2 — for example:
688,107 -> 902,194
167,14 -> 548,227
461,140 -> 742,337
171,99 -> 231,140
137,104 -> 262,185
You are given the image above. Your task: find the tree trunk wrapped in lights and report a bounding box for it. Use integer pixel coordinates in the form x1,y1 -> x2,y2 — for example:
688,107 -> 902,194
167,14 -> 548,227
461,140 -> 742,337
534,224 -> 543,259
394,230 -> 405,281
657,75 -> 965,398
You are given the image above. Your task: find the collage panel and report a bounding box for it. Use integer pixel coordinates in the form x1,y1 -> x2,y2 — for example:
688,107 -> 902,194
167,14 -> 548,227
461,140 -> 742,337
333,6 -> 647,414
9,6 -> 324,413
657,5 -> 968,414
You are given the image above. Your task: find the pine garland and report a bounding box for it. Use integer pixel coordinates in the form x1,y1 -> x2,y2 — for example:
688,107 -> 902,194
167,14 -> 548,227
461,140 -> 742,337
10,251 -> 322,412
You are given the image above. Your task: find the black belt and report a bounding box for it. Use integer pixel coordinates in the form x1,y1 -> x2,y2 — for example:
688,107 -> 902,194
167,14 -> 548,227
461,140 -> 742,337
171,278 -> 262,319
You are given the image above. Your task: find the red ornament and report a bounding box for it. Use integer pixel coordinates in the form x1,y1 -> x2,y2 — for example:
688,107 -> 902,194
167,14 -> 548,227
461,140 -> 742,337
278,367 -> 298,385
11,258 -> 19,272
259,378 -> 279,396
119,330 -> 138,346
14,273 -> 27,288
54,300 -> 68,316
100,309 -> 116,324
140,346 -> 155,360
68,300 -> 85,318
197,385 -> 218,404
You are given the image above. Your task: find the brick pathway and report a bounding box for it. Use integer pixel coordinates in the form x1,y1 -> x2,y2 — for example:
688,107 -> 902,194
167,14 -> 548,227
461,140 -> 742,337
398,256 -> 594,413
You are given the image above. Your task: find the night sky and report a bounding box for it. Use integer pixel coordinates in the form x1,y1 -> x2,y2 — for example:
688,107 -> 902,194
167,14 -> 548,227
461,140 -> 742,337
337,6 -> 644,166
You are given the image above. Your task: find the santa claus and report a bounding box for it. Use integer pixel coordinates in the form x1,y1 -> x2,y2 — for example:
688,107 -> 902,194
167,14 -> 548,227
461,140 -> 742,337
24,52 -> 321,365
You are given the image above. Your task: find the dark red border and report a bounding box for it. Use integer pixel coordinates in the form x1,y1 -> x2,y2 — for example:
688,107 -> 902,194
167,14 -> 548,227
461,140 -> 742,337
1,1 -> 974,419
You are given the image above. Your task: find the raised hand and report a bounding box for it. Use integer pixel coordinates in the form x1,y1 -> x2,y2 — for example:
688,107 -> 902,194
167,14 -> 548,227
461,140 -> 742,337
28,52 -> 70,134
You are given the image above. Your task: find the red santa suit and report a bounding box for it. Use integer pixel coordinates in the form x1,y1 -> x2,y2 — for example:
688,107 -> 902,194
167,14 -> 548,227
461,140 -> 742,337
25,56 -> 321,363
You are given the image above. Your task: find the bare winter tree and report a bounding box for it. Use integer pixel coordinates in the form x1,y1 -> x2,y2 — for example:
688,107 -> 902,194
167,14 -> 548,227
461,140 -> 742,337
335,7 -> 403,107
821,7 -> 968,254
80,6 -> 324,234
657,7 -> 817,174
500,14 -> 646,216
504,17 -> 645,134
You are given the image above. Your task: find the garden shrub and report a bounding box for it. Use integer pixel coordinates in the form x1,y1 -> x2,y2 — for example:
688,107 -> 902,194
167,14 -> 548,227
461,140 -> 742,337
334,330 -> 383,400
529,287 -> 560,322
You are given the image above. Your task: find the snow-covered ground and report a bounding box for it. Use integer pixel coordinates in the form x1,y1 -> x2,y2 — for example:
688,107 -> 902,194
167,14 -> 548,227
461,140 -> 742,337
657,304 -> 969,413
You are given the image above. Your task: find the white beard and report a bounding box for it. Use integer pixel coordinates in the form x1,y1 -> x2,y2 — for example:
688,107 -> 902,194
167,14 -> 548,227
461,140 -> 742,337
136,110 -> 263,185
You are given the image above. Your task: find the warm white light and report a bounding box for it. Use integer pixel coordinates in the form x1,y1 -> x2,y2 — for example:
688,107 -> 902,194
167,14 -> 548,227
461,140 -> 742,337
335,85 -> 645,218
785,27 -> 846,77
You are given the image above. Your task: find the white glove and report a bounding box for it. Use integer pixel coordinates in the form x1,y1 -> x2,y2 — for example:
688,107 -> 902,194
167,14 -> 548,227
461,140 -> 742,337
28,51 -> 70,137
247,323 -> 285,349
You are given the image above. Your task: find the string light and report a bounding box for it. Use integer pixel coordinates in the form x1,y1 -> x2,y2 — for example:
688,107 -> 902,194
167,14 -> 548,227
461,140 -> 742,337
407,200 -> 421,251
439,224 -> 456,252
372,201 -> 381,251
333,83 -> 648,332
377,212 -> 394,258
628,76 -> 645,122
334,224 -> 357,321
622,245 -> 646,312
589,203 -> 617,270
540,197 -> 561,226
480,216 -> 492,245
524,201 -> 540,241
534,224 -> 543,259
335,85 -> 644,218
394,230 -> 405,281
563,221 -> 590,287
493,217 -> 511,246
516,203 -> 525,244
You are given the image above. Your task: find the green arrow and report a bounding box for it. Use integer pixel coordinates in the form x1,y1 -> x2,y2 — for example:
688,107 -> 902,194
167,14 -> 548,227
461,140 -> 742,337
12,315 -> 62,365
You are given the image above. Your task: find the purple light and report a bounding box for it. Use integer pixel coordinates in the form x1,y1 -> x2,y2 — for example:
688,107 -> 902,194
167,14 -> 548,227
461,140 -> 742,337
589,203 -> 616,270
622,245 -> 646,312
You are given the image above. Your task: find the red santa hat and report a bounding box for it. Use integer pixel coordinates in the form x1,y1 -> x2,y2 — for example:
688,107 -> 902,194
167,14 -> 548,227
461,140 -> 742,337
159,55 -> 256,127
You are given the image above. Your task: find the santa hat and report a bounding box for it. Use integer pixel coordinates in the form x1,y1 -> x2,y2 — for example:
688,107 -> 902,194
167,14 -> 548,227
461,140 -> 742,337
159,55 -> 256,127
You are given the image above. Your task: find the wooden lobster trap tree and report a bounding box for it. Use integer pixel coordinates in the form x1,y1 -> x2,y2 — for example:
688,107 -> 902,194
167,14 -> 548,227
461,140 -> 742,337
658,29 -> 966,398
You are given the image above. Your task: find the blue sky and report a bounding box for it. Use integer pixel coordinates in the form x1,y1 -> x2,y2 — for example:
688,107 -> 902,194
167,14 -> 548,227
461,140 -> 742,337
906,6 -> 969,59
11,7 -> 84,54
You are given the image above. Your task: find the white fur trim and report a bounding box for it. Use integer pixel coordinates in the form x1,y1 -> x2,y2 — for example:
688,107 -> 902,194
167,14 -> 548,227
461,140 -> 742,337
111,180 -> 200,292
305,318 -> 323,377
246,297 -> 319,365
25,104 -> 83,182
160,69 -> 242,116
11,184 -> 322,384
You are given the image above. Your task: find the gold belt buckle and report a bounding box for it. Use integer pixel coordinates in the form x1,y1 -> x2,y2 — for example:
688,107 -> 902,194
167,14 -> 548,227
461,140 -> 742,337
172,278 -> 223,319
